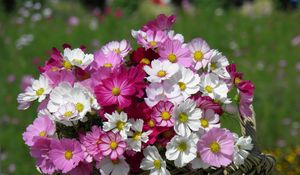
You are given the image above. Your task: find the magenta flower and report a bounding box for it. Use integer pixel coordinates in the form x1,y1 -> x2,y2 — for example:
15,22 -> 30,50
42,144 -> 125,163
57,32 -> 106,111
99,132 -> 127,160
49,138 -> 84,173
92,50 -> 122,70
69,162 -> 93,175
137,30 -> 167,49
192,95 -> 223,115
197,128 -> 235,167
80,126 -> 104,161
159,39 -> 192,67
237,80 -> 255,118
142,14 -> 176,31
30,137 -> 57,175
23,115 -> 56,146
151,101 -> 174,127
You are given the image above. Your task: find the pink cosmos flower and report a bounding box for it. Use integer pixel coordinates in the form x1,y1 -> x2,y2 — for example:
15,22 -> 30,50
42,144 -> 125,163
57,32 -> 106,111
187,38 -> 211,70
151,101 -> 174,127
101,40 -> 131,58
99,132 -> 127,160
30,137 -> 57,175
69,162 -> 93,175
23,115 -> 56,146
192,95 -> 223,115
92,50 -> 122,70
49,138 -> 84,173
159,39 -> 192,67
80,126 -> 104,161
43,69 -> 76,87
197,128 -> 235,167
142,14 -> 176,32
39,47 -> 63,73
237,80 -> 255,118
137,30 -> 167,49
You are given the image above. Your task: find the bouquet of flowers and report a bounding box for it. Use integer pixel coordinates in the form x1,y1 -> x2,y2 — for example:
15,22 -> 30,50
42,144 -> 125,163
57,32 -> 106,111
18,14 -> 274,175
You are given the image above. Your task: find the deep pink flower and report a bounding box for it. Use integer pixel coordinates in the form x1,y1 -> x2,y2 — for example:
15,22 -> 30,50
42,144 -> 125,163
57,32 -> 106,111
137,30 -> 167,49
43,69 -> 76,87
80,126 -> 104,161
39,47 -> 63,73
151,101 -> 174,127
30,137 -> 57,175
156,129 -> 176,147
197,128 -> 234,167
237,80 -> 255,118
69,162 -> 93,175
49,138 -> 84,173
23,115 -> 56,146
159,39 -> 192,67
142,14 -> 176,32
192,95 -> 223,115
130,47 -> 159,67
99,132 -> 126,160
92,50 -> 122,70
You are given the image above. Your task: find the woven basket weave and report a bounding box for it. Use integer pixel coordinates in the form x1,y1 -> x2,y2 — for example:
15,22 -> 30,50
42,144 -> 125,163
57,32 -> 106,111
136,105 -> 276,175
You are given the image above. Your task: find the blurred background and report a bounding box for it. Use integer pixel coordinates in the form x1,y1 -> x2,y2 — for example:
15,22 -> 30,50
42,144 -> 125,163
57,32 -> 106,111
0,0 -> 299,174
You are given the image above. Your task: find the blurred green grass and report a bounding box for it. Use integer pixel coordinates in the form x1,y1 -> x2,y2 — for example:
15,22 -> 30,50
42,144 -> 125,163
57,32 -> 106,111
0,3 -> 300,174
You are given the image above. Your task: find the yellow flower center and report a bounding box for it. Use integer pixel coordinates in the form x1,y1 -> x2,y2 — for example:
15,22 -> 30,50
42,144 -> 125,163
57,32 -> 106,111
210,63 -> 217,70
103,63 -> 112,68
210,142 -> 220,153
178,82 -> 186,91
113,48 -> 121,54
75,103 -> 84,112
234,77 -> 241,85
64,150 -> 73,160
116,121 -> 125,130
132,132 -> 142,141
148,120 -> 155,128
177,142 -> 187,152
39,131 -> 46,137
51,67 -> 59,72
205,86 -> 213,93
36,88 -> 45,96
153,160 -> 161,169
178,113 -> 188,123
74,59 -> 83,65
110,141 -> 118,150
157,70 -> 167,77
161,111 -> 171,120
64,111 -> 74,118
149,41 -> 157,47
63,61 -> 72,69
193,51 -> 203,61
167,53 -> 177,63
112,87 -> 121,96
140,58 -> 150,65
200,119 -> 209,128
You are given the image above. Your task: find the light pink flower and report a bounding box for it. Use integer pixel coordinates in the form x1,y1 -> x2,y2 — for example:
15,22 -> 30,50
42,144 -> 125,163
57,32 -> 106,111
49,138 -> 84,173
159,39 -> 192,67
151,101 -> 174,127
99,132 -> 126,160
23,115 -> 55,146
21,75 -> 34,91
199,109 -> 220,131
137,30 -> 167,49
197,128 -> 234,167
101,40 -> 131,58
187,38 -> 211,70
92,50 -> 122,70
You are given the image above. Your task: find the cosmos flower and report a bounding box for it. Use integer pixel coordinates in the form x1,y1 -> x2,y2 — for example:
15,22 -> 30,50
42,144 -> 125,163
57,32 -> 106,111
207,50 -> 230,79
150,101 -> 174,127
103,111 -> 132,139
99,132 -> 127,160
101,40 -> 131,58
187,38 -> 211,70
144,60 -> 179,83
233,134 -> 253,166
137,30 -> 167,49
63,48 -> 94,69
127,119 -> 152,152
130,47 -> 159,66
141,14 -> 176,32
97,157 -> 129,175
92,50 -> 122,69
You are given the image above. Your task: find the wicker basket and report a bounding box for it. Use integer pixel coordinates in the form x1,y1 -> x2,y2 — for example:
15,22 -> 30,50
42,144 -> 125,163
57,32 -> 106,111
137,105 -> 276,175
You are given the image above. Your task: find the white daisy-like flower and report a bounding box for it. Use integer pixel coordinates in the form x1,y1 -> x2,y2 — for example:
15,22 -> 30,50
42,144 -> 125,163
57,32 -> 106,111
131,29 -> 146,39
17,75 -> 52,109
187,38 -> 211,70
52,103 -> 78,126
165,133 -> 198,167
233,134 -> 253,166
127,119 -> 152,152
140,146 -> 170,175
103,111 -> 132,139
173,99 -> 202,137
97,157 -> 129,175
164,66 -> 200,100
207,50 -> 230,79
63,48 -> 94,69
190,153 -> 210,170
144,60 -> 179,83
101,40 -> 131,58
199,109 -> 220,132
74,83 -> 100,110
199,73 -> 230,103
167,30 -> 184,43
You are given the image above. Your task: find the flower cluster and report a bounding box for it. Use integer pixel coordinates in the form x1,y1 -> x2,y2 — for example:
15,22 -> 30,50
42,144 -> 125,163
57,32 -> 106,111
18,14 -> 255,175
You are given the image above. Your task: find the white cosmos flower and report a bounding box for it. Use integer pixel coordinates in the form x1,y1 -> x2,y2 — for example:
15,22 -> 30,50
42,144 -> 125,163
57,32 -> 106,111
131,30 -> 146,39
233,134 -> 253,166
187,38 -> 211,70
97,157 -> 129,175
103,111 -> 132,139
127,119 -> 152,152
101,40 -> 131,58
199,109 -> 220,132
63,48 -> 94,69
173,99 -> 202,137
207,50 -> 230,79
199,73 -> 230,103
74,83 -> 100,110
17,75 -> 52,109
165,133 -> 198,167
144,60 -> 179,83
52,103 -> 78,126
167,30 -> 184,43
164,67 -> 200,100
140,146 -> 170,175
